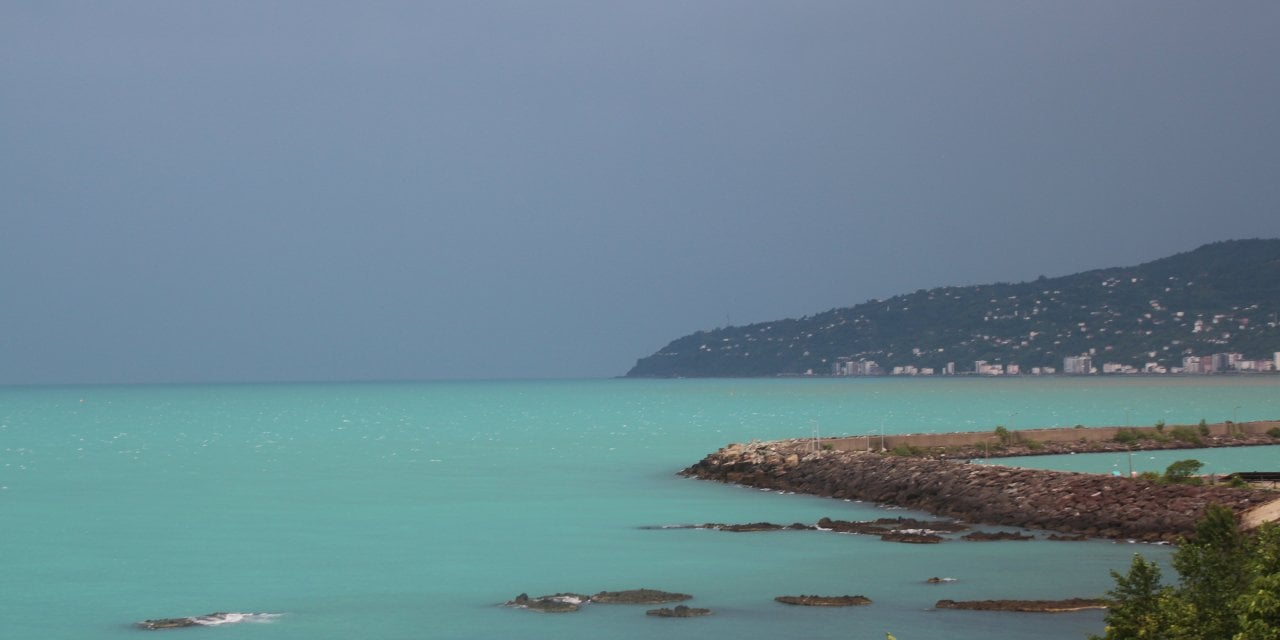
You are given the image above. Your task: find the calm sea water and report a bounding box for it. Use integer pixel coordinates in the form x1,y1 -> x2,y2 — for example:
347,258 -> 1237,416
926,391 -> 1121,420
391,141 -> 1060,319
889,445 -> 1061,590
3,377 -> 1279,640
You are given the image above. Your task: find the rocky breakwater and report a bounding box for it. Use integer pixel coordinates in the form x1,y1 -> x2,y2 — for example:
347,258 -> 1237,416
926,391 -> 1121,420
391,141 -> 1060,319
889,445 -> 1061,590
682,441 -> 1274,542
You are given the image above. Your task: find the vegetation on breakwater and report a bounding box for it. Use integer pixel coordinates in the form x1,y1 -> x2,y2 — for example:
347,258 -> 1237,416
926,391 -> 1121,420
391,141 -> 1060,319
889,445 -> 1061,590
817,419 -> 1280,461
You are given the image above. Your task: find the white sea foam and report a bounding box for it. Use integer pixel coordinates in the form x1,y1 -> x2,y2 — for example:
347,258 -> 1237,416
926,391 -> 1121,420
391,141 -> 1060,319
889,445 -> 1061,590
191,612 -> 283,626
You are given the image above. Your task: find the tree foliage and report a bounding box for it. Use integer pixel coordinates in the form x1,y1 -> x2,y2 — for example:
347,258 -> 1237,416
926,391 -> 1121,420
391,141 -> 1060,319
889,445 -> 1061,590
1163,459 -> 1205,484
1093,505 -> 1280,640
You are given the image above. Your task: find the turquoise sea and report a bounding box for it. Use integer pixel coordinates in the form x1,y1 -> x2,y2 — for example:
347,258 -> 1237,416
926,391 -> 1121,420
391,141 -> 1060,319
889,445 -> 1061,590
3,377 -> 1279,640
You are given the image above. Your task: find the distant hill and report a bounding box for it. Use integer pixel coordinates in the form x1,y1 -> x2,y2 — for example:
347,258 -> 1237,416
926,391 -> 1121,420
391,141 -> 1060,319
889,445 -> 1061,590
625,239 -> 1280,378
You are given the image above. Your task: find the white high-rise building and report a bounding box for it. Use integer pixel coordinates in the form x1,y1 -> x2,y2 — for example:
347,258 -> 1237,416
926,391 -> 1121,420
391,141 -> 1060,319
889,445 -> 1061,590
1064,355 -> 1093,375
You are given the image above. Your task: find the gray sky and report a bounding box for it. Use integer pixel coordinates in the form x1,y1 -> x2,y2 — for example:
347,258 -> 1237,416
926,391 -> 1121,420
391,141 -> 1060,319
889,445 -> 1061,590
3,1 -> 1279,384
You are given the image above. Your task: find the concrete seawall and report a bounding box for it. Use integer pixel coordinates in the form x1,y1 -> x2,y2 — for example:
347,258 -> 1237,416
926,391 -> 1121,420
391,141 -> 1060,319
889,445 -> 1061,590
682,439 -> 1278,542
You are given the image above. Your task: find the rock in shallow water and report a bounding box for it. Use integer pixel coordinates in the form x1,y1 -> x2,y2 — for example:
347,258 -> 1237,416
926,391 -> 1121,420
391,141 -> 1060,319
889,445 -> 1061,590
647,605 -> 712,617
961,530 -> 1035,541
136,612 -> 281,629
505,589 -> 693,612
137,617 -> 200,630
935,598 -> 1107,612
505,593 -> 589,613
591,589 -> 692,604
775,595 -> 872,606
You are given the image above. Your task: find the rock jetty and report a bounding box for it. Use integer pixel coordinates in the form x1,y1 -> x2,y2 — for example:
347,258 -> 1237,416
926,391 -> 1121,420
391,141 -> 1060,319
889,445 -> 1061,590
683,441 -> 1275,542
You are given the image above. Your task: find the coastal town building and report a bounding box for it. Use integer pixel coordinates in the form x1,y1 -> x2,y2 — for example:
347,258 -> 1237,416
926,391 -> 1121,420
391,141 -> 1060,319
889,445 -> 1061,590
1209,352 -> 1241,372
832,358 -> 882,376
1063,355 -> 1093,375
829,351 -> 1274,378
1102,363 -> 1139,374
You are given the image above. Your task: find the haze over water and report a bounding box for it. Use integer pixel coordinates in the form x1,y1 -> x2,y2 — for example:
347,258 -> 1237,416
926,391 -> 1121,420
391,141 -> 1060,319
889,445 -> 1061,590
3,377 -> 1278,639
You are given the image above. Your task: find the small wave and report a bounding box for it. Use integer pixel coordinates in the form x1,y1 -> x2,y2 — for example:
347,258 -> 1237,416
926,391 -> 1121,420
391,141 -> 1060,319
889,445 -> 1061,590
138,612 -> 283,630
192,612 -> 283,626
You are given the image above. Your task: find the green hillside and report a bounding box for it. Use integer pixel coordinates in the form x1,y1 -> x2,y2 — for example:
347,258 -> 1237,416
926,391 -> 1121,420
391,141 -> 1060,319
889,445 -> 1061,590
626,239 -> 1280,377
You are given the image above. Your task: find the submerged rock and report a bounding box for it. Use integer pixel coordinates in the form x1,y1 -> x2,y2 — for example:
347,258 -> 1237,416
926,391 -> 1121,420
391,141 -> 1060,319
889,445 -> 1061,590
880,531 -> 944,544
872,517 -> 969,532
935,598 -> 1108,612
137,617 -> 200,630
775,595 -> 872,607
1047,533 -> 1090,541
698,522 -> 813,532
647,605 -> 712,617
962,530 -> 1035,541
817,516 -> 966,536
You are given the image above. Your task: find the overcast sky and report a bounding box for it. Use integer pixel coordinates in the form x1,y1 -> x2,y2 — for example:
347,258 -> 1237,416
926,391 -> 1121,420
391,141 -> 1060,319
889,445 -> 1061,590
3,1 -> 1279,384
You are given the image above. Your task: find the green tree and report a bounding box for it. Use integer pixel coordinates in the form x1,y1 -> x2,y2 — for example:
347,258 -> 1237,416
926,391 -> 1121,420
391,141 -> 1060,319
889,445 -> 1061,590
1233,525 -> 1280,640
1163,459 -> 1204,484
1099,555 -> 1172,638
994,425 -> 1011,445
1173,505 -> 1250,638
1092,505 -> 1280,640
